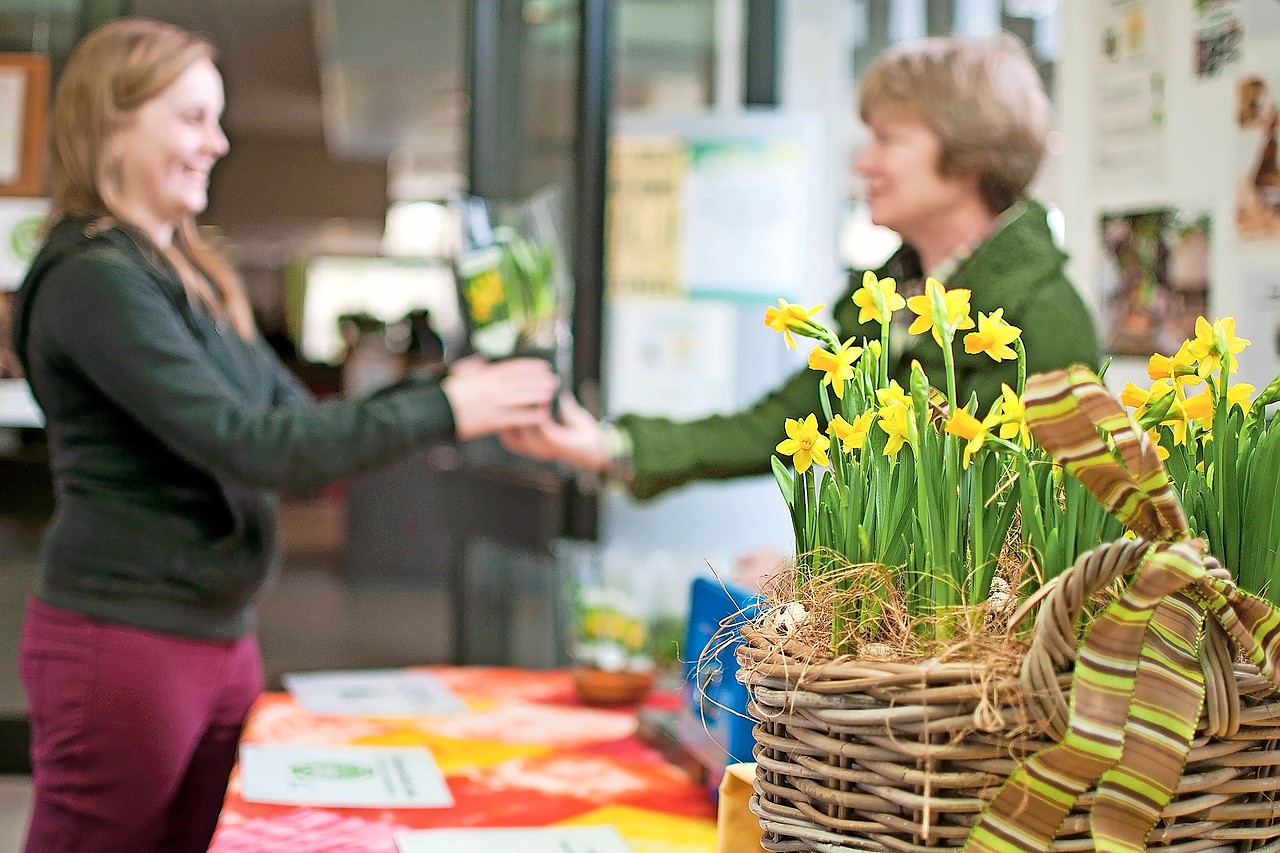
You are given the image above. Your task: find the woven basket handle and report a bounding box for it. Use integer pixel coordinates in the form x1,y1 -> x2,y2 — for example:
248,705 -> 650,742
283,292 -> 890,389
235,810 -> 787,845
1019,537 -> 1238,741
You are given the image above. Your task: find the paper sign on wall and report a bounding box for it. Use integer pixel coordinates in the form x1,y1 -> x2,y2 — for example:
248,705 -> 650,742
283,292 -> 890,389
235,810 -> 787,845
1092,0 -> 1170,190
606,297 -> 735,420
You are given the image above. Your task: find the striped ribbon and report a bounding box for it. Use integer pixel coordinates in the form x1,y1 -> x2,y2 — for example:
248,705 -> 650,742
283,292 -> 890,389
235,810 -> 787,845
963,366 -> 1280,853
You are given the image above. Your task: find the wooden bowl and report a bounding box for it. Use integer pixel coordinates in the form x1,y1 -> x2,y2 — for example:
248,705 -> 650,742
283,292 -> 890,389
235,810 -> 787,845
572,666 -> 656,706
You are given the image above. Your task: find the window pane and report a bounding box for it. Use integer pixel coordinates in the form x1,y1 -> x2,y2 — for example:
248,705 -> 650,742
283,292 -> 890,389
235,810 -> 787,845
955,0 -> 1000,37
889,0 -> 926,42
616,0 -> 716,111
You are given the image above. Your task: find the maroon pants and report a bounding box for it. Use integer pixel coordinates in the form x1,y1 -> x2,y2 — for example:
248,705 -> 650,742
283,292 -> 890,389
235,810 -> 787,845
18,598 -> 262,853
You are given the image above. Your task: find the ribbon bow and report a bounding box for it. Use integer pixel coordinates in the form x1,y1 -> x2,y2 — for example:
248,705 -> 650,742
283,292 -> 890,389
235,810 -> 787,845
964,366 -> 1280,853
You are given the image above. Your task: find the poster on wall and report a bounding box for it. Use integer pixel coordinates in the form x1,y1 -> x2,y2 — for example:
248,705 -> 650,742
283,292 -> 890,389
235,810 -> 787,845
1097,208 -> 1212,357
608,116 -> 817,302
1235,70 -> 1280,239
607,138 -> 685,298
1247,0 -> 1280,35
1195,1 -> 1243,78
606,297 -> 735,419
678,139 -> 805,299
1092,0 -> 1170,190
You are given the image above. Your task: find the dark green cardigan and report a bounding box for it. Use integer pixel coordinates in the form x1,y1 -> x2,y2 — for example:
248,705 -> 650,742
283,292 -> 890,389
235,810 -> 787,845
617,199 -> 1099,500
14,220 -> 457,639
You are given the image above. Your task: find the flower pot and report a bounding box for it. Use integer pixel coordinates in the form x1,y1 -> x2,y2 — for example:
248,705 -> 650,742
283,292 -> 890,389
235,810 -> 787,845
738,539 -> 1280,852
572,666 -> 655,706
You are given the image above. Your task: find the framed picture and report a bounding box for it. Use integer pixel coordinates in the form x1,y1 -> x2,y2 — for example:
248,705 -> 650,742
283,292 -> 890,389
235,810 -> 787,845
0,53 -> 51,198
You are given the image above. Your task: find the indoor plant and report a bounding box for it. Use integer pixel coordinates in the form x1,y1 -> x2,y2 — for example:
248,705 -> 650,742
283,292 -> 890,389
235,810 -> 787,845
740,276 -> 1280,852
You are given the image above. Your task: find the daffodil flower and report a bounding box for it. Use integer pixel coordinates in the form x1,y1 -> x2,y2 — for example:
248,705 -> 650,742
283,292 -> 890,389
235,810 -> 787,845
1159,391 -> 1212,444
467,270 -> 506,322
1142,390 -> 1208,446
875,379 -> 912,409
877,402 -> 912,457
1229,382 -> 1255,410
764,299 -> 827,350
1148,340 -> 1202,386
963,309 -> 1022,362
807,340 -> 864,399
1181,391 -> 1214,422
851,270 -> 906,325
906,277 -> 975,346
944,408 -> 992,468
996,383 -> 1031,448
1120,379 -> 1175,422
1187,316 -> 1250,376
776,413 -> 831,473
828,411 -> 875,453
1144,428 -> 1170,461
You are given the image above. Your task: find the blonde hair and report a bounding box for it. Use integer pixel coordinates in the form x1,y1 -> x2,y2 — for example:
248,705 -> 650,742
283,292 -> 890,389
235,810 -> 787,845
859,34 -> 1050,216
49,17 -> 255,340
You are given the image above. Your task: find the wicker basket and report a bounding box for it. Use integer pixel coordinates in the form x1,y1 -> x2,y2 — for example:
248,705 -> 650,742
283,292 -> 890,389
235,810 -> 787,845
738,538 -> 1280,853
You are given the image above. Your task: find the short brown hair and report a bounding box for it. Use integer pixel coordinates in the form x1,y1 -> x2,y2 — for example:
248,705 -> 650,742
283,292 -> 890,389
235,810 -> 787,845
859,34 -> 1050,215
49,17 -> 255,340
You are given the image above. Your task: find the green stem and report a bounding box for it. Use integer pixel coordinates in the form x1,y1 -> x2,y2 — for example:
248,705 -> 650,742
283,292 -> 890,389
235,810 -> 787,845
880,320 -> 891,390
942,333 -> 958,414
1014,338 -> 1027,397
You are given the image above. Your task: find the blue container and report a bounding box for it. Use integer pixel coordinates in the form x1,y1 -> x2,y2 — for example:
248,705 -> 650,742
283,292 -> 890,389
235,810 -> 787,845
678,577 -> 762,791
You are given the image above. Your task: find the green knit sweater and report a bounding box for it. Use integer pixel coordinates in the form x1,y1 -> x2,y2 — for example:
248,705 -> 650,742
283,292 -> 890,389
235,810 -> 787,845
14,220 -> 458,639
617,198 -> 1099,501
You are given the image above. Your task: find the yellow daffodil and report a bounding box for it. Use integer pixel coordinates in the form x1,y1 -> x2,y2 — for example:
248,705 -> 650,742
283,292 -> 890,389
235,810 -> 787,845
851,270 -> 906,325
776,413 -> 831,473
963,309 -> 1022,362
1181,391 -> 1214,421
944,408 -> 990,468
1148,340 -> 1202,386
1144,428 -> 1170,461
467,270 -> 506,322
828,411 -> 875,453
807,341 -> 864,399
875,379 -> 912,409
906,277 -> 975,345
1120,379 -> 1174,422
764,299 -> 826,349
1157,391 -> 1211,444
1187,316 -> 1250,376
996,383 -> 1032,448
1229,382 -> 1255,411
877,402 -> 912,457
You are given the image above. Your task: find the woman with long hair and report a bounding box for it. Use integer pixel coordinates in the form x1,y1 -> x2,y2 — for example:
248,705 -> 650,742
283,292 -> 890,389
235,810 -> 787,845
13,18 -> 555,852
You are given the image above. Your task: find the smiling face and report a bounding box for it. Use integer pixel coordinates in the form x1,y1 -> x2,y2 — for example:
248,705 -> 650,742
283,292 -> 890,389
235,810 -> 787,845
855,111 -> 981,245
108,57 -> 228,245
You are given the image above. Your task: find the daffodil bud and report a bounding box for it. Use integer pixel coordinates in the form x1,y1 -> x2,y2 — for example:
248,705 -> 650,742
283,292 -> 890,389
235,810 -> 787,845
910,361 -> 929,404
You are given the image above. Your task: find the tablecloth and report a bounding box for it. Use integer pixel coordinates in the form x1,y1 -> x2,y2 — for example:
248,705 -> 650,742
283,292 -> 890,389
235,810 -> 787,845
211,667 -> 717,853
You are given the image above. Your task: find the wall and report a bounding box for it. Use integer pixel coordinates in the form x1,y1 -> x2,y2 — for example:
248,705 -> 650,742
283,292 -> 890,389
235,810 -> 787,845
598,0 -> 854,579
1058,1 -> 1280,393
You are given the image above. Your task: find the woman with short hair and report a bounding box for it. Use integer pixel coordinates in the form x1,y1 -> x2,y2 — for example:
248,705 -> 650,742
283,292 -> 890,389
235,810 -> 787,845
503,34 -> 1098,501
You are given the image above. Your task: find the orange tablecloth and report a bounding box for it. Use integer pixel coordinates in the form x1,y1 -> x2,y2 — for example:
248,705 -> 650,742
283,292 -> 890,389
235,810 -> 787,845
210,667 -> 718,853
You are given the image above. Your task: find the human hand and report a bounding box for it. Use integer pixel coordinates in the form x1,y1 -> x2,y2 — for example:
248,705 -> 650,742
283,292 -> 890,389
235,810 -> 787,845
499,391 -> 609,472
734,547 -> 789,591
441,357 -> 556,440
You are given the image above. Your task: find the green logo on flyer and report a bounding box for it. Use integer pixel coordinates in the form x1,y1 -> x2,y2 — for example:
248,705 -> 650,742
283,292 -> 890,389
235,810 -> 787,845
8,215 -> 42,263
290,761 -> 374,782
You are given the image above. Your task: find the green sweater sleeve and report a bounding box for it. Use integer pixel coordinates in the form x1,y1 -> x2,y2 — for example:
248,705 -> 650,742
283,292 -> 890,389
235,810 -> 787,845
34,253 -> 456,492
618,361 -> 821,501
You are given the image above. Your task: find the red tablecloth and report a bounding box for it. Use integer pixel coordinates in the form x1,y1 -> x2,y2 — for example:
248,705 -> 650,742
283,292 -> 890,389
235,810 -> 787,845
211,667 -> 718,853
